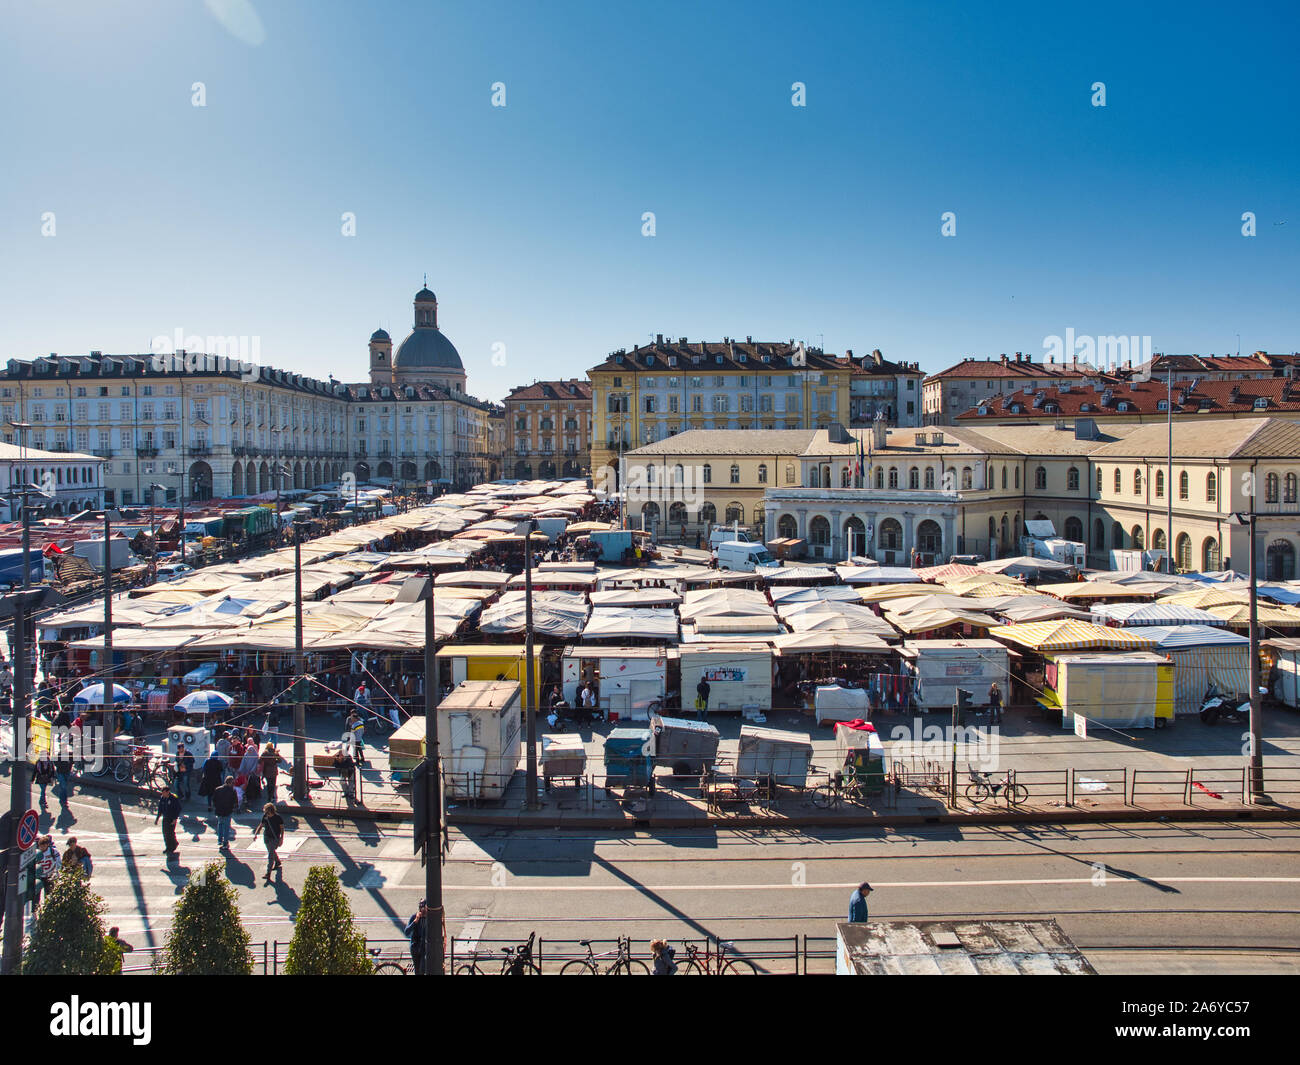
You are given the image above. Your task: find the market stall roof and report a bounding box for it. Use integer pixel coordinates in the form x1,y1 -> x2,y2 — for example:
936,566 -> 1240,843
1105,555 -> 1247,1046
68,628 -> 210,651
836,565 -> 924,585
764,565 -> 840,583
581,608 -> 679,640
989,618 -> 1158,653
588,587 -> 682,608
777,601 -> 899,638
1259,583 -> 1300,605
1091,601 -> 1227,627
856,583 -> 943,604
944,579 -> 1046,599
773,631 -> 894,655
767,584 -> 862,605
993,600 -> 1091,624
506,570 -> 599,590
1188,570 -> 1248,583
914,563 -> 987,582
881,593 -> 989,616
434,570 -> 512,588
566,521 -> 614,534
1136,624 -> 1249,649
977,555 -> 1077,578
1205,602 -> 1300,626
1092,570 -> 1202,591
480,591 -> 589,638
1036,582 -> 1157,601
690,614 -> 783,635
1158,586 -> 1252,609
886,607 -> 998,635
679,588 -> 773,621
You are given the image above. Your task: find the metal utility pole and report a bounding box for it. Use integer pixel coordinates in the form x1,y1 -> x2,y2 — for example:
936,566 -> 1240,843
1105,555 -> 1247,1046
1165,365 -> 1174,574
149,484 -> 167,584
292,519 -> 307,800
1246,511 -> 1263,799
103,509 -> 114,733
423,572 -> 444,975
522,523 -> 538,808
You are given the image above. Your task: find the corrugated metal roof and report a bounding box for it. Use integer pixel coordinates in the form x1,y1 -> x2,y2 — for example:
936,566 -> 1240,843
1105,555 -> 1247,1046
838,920 -> 1095,976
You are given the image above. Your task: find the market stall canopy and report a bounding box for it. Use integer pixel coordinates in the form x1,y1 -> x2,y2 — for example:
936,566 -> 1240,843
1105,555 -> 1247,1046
434,570 -> 512,588
767,584 -> 862,606
993,600 -> 1091,624
773,632 -> 894,655
989,619 -> 1158,653
565,521 -> 613,534
480,591 -> 590,638
588,587 -> 683,608
886,607 -> 998,635
1036,582 -> 1157,601
914,563 -> 987,582
764,565 -> 840,583
1205,602 -> 1300,626
690,614 -> 783,635
835,565 -> 923,585
74,683 -> 133,705
777,601 -> 899,638
68,628 -> 210,652
679,588 -> 773,621
1158,586 -> 1252,609
1092,602 -> 1227,627
174,689 -> 234,715
582,608 -> 679,640
855,583 -> 942,604
977,556 -> 1076,578
1137,624 -> 1249,649
506,570 -> 598,591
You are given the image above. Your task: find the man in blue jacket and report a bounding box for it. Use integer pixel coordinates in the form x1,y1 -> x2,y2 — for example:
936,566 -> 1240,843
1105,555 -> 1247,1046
848,882 -> 872,923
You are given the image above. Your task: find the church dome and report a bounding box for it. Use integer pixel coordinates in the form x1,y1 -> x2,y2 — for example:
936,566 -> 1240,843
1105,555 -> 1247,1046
370,328 -> 390,342
394,328 -> 463,372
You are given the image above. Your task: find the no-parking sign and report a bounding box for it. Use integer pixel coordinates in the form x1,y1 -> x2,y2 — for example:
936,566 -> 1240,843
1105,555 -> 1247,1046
16,808 -> 39,851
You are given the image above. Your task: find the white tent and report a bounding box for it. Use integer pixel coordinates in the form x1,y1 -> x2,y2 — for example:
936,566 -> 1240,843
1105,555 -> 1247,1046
582,608 -> 679,640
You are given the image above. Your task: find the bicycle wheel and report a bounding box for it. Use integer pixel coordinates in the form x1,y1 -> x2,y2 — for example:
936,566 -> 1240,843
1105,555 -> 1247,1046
372,961 -> 408,975
964,783 -> 989,805
113,759 -> 130,782
615,959 -> 650,975
152,765 -> 173,792
1006,783 -> 1029,807
677,959 -> 706,975
719,958 -> 759,975
810,784 -> 835,809
559,960 -> 596,975
453,963 -> 482,976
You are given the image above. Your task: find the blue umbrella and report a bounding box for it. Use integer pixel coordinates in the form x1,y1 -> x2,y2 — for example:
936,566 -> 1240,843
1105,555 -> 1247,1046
74,683 -> 133,706
175,690 -> 234,716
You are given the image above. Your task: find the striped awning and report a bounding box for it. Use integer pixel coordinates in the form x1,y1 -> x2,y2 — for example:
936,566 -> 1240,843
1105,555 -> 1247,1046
989,619 -> 1158,653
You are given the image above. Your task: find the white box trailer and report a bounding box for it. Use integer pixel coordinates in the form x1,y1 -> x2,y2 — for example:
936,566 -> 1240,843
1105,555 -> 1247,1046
1266,639 -> 1300,709
437,680 -> 521,801
74,536 -> 133,573
736,725 -> 813,787
678,644 -> 772,719
561,645 -> 676,722
899,639 -> 1009,713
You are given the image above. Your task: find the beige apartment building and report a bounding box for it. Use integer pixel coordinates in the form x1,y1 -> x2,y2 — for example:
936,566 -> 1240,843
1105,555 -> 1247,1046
503,379 -> 592,480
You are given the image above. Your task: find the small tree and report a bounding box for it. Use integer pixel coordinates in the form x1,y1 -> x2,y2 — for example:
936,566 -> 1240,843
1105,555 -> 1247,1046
158,861 -> 252,975
284,866 -> 372,975
23,867 -> 119,975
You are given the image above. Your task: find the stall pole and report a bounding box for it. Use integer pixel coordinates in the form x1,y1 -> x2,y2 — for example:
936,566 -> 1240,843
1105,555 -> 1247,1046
103,509 -> 114,734
291,523 -> 306,800
0,585 -> 33,974
1246,511 -> 1264,800
423,574 -> 445,975
523,528 -> 539,808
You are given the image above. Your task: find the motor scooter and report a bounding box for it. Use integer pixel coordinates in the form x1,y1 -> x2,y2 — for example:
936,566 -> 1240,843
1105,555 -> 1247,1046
1199,686 -> 1249,726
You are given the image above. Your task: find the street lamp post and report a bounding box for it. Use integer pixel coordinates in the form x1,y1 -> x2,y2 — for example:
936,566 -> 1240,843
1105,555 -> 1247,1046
516,520 -> 539,808
397,574 -> 444,975
1232,510 -> 1265,800
291,516 -> 309,800
148,483 -> 167,584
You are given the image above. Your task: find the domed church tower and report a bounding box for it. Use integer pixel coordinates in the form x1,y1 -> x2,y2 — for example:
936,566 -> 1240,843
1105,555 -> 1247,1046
388,286 -> 467,393
368,328 -> 393,385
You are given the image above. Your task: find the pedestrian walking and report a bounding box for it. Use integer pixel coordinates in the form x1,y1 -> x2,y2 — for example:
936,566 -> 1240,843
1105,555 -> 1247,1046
695,676 -> 711,721
65,837 -> 93,878
107,927 -> 134,955
178,744 -> 196,800
405,899 -> 428,975
54,752 -> 73,809
346,710 -> 366,767
260,743 -> 280,804
253,802 -> 284,882
33,751 -> 55,808
200,750 -> 223,811
155,785 -> 183,857
988,682 -> 1003,725
33,835 -> 60,907
212,775 -> 238,850
848,882 -> 872,923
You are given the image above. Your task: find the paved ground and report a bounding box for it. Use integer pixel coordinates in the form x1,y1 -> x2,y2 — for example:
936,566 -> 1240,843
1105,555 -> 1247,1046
5,773 -> 1299,974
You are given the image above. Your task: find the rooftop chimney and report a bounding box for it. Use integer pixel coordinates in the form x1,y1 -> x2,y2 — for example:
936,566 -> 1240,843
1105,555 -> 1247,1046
656,334 -> 663,345
872,348 -> 883,367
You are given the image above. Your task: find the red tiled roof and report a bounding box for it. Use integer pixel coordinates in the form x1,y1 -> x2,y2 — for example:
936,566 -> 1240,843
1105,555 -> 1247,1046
506,379 -> 592,402
589,339 -> 850,375
923,357 -> 1080,383
956,376 -> 1300,419
1151,352 -> 1300,373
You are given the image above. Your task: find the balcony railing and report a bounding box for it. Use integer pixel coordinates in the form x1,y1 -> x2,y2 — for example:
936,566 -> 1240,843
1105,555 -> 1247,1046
190,444 -> 212,456
136,446 -> 159,458
92,448 -> 114,458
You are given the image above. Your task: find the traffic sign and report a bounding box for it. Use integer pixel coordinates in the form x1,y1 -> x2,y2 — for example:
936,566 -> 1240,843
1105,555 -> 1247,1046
20,844 -> 37,870
16,808 -> 39,851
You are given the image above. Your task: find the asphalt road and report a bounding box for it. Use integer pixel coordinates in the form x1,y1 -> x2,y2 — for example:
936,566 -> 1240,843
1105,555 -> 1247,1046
4,780 -> 1298,974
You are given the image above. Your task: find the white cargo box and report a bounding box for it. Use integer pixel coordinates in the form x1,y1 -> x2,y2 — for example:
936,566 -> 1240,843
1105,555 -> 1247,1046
815,685 -> 869,725
736,725 -> 813,787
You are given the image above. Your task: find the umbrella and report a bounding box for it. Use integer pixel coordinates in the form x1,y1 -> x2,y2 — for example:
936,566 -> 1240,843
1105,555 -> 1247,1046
74,683 -> 133,706
175,690 -> 235,715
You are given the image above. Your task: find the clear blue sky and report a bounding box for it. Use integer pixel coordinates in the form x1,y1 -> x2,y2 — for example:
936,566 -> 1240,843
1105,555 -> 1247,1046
1,0 -> 1295,401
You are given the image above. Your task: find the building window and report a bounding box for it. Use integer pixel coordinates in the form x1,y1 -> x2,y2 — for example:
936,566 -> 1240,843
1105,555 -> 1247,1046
778,514 -> 797,539
1287,473 -> 1299,504
758,463 -> 768,484
1206,472 -> 1217,502
702,464 -> 711,484
1180,471 -> 1190,501
842,467 -> 852,488
809,516 -> 830,547
1035,466 -> 1047,490
730,463 -> 740,484
1095,468 -> 1103,494
908,467 -> 919,489
1176,533 -> 1192,572
1131,526 -> 1145,550
1203,537 -> 1221,571
1014,467 -> 1020,490
785,464 -> 795,484
1113,469 -> 1121,493
925,467 -> 935,490
1155,470 -> 1164,497
1134,469 -> 1142,494
875,467 -> 884,489
961,467 -> 973,489
1067,467 -> 1079,491
888,467 -> 898,489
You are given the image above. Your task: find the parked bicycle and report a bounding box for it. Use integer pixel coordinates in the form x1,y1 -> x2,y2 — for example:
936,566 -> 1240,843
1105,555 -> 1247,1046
810,767 -> 867,809
560,936 -> 649,975
456,932 -> 540,975
368,947 -> 409,975
679,940 -> 758,975
965,766 -> 1027,807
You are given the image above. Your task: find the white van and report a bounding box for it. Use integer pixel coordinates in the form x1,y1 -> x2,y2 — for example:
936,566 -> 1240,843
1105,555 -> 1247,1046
709,527 -> 757,550
715,541 -> 781,573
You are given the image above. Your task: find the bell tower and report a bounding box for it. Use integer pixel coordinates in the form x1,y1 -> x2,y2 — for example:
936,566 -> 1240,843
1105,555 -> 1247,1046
368,328 -> 393,386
